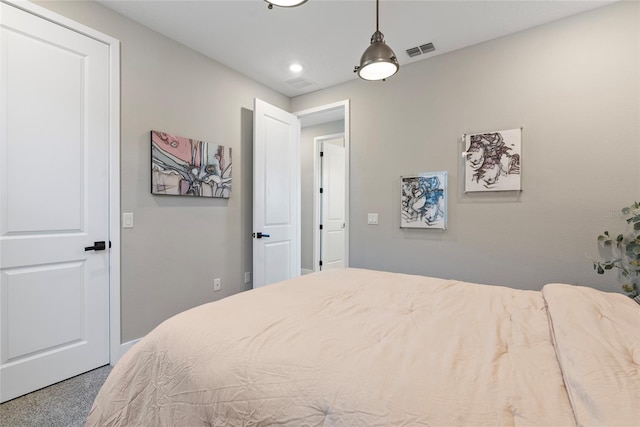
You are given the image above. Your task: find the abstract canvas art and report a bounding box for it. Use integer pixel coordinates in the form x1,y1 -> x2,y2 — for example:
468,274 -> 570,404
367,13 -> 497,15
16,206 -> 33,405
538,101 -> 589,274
464,128 -> 521,192
151,130 -> 231,198
401,172 -> 447,229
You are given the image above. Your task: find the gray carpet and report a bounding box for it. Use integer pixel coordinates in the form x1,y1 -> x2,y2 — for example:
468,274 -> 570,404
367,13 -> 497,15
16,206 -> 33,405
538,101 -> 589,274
0,365 -> 112,427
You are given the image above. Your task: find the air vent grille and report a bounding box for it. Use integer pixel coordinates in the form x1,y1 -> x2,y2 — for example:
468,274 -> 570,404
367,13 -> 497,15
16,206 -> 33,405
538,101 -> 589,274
286,76 -> 316,89
420,43 -> 435,54
406,46 -> 421,58
406,42 -> 435,58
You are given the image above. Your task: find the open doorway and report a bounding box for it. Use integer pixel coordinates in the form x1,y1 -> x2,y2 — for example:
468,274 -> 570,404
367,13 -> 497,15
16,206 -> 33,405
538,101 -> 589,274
294,101 -> 350,274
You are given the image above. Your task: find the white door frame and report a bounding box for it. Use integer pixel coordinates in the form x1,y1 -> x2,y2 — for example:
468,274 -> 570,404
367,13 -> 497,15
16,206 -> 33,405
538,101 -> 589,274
6,0 -> 122,364
294,100 -> 350,272
312,133 -> 346,272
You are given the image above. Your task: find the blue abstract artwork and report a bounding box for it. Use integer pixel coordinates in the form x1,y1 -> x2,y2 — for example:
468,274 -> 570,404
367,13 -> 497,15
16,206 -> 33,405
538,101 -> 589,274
401,172 -> 447,229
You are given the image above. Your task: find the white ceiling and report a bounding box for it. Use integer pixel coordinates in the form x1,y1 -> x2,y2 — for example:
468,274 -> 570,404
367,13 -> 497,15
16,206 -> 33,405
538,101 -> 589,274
97,0 -> 614,98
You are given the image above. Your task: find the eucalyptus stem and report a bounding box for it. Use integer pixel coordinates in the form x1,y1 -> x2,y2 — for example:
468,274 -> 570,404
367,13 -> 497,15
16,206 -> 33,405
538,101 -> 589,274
594,201 -> 640,298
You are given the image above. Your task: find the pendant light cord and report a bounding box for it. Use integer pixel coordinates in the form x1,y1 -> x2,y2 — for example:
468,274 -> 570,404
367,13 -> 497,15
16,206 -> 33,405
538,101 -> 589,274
376,0 -> 379,32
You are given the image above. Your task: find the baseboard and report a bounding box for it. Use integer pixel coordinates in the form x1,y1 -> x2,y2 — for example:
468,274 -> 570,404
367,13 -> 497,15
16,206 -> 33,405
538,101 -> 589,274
114,338 -> 142,364
301,268 -> 314,275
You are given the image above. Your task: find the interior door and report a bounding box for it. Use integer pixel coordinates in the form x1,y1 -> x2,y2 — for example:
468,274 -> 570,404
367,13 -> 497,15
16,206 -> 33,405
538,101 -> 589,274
253,99 -> 301,288
0,2 -> 110,402
320,140 -> 346,270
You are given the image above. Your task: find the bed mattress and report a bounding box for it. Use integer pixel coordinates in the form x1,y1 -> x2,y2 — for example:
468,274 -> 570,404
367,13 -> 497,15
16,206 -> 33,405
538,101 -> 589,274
87,268 -> 639,426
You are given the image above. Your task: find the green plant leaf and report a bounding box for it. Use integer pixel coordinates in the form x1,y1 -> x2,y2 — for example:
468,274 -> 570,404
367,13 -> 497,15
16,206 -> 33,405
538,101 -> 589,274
592,203 -> 640,292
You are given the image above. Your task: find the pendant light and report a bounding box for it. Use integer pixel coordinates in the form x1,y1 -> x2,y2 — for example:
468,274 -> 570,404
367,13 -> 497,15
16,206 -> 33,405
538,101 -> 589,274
354,0 -> 399,81
265,0 -> 308,9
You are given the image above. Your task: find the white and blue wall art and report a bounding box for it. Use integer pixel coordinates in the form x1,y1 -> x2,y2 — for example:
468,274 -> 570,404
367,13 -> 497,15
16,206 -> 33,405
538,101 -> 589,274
401,172 -> 447,230
464,128 -> 521,192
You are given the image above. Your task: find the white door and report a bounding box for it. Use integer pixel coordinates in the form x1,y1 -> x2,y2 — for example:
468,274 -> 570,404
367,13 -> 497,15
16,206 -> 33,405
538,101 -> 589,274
253,99 -> 300,288
0,2 -> 110,402
320,141 -> 346,270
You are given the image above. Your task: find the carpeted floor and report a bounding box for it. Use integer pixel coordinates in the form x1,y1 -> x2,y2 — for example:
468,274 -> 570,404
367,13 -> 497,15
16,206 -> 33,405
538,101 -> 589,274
0,365 -> 112,427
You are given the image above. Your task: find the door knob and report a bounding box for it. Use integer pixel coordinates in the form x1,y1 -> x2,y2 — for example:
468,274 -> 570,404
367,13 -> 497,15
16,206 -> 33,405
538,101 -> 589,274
85,241 -> 106,251
252,232 -> 270,239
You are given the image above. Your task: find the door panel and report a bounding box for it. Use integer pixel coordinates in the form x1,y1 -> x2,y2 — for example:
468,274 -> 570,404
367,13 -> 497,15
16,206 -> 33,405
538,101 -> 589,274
323,229 -> 345,268
4,30 -> 84,233
264,241 -> 291,285
264,120 -> 292,225
0,3 -> 110,402
4,263 -> 84,359
253,99 -> 300,288
320,141 -> 346,270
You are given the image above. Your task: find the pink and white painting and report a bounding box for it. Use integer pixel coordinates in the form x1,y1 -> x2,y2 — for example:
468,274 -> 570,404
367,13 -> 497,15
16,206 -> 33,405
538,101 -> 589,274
151,130 -> 232,198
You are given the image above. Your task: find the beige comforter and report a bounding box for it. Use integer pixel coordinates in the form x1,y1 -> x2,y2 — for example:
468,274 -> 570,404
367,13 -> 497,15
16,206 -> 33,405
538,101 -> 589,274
87,268 -> 639,426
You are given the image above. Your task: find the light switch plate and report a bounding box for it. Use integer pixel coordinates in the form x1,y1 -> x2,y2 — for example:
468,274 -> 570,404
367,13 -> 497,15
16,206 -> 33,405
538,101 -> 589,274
367,213 -> 378,225
123,212 -> 134,228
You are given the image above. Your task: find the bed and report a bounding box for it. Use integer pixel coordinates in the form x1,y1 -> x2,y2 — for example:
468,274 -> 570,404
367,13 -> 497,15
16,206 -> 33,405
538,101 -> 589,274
87,268 -> 639,426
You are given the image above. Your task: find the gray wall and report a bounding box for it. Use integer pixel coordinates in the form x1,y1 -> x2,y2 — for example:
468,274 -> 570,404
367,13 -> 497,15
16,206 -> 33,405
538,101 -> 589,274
34,1 -> 639,343
292,1 -> 640,292
300,121 -> 345,271
36,1 -> 290,342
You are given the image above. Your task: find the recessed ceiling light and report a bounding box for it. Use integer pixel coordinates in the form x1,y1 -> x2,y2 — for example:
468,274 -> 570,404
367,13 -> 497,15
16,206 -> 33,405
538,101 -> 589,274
289,63 -> 303,73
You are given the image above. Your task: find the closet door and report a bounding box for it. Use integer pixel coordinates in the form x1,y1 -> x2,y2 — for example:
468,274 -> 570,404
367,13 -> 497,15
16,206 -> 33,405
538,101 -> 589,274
320,140 -> 346,270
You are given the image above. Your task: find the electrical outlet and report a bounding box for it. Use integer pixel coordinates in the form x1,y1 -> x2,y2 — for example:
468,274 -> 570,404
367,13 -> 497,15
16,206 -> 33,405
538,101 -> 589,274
244,272 -> 251,284
214,278 -> 221,292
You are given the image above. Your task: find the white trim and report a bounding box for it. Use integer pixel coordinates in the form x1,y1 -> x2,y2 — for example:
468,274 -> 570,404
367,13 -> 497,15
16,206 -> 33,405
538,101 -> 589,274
295,100 -> 350,271
118,338 -> 141,361
107,32 -> 122,366
313,139 -> 321,272
344,101 -> 350,270
301,268 -> 314,275
6,0 -> 122,365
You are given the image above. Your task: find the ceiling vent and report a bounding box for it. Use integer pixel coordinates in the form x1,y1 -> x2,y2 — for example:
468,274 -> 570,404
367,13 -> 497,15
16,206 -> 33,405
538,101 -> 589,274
286,75 -> 316,89
406,42 -> 435,58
